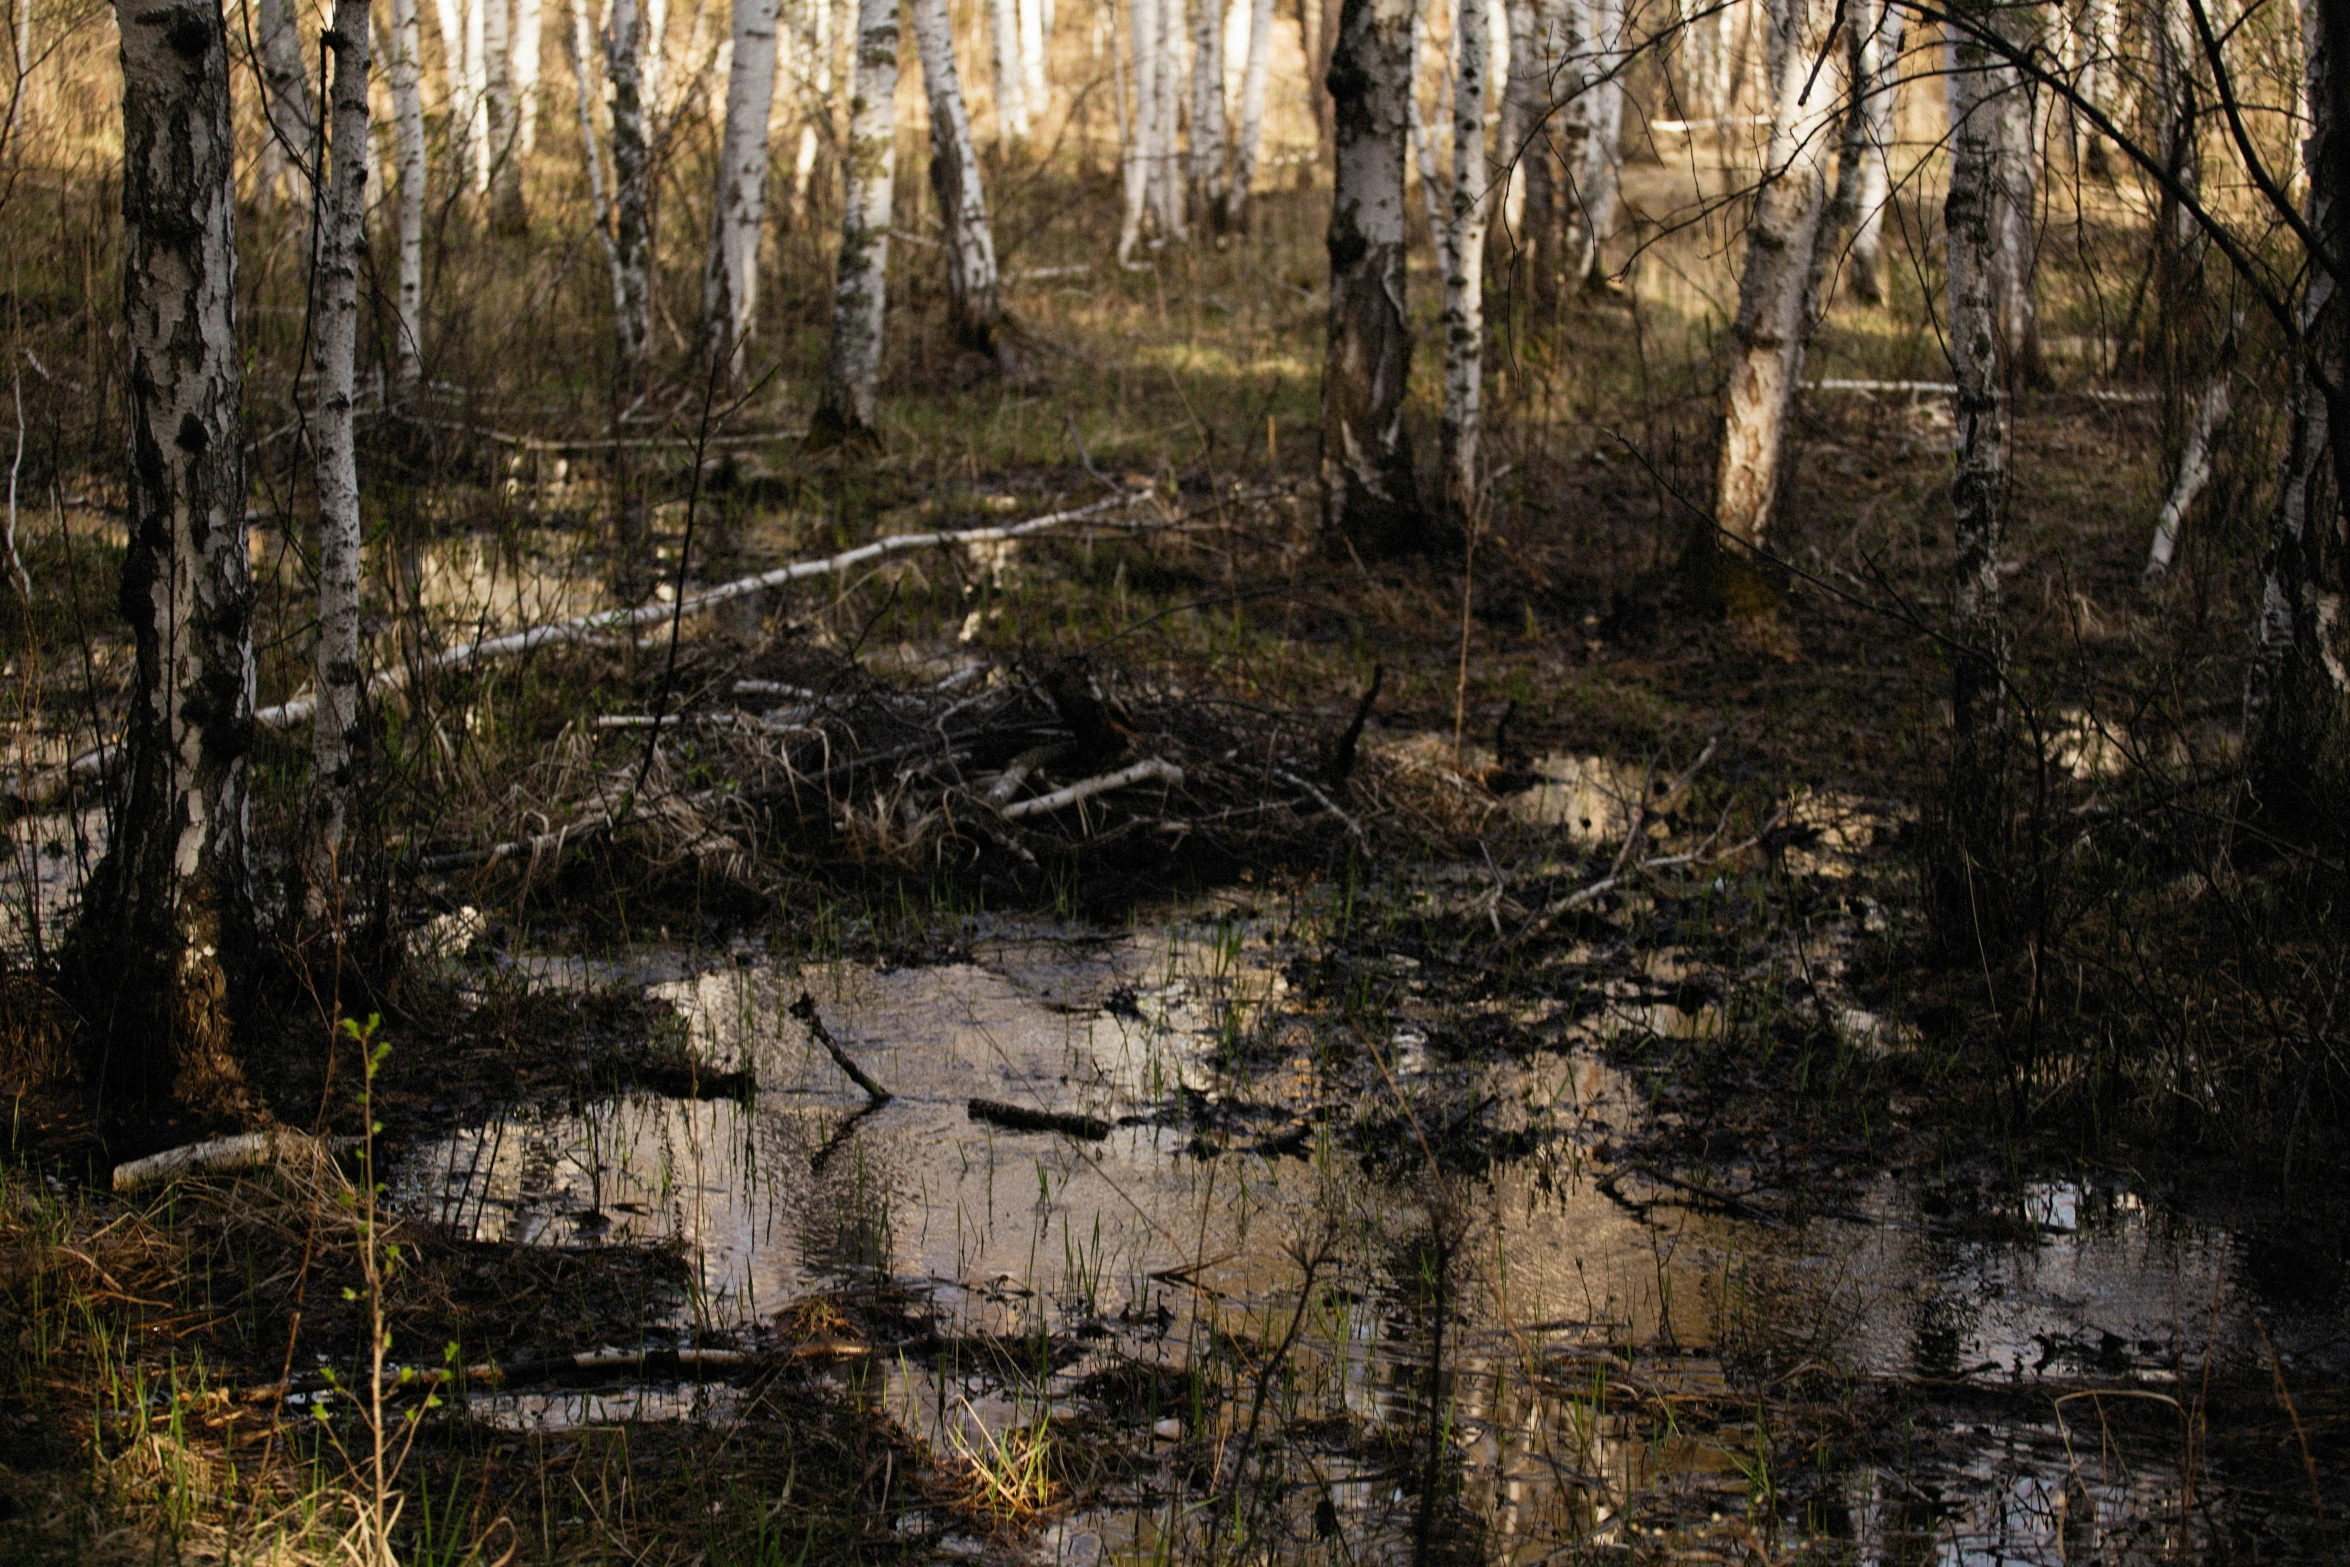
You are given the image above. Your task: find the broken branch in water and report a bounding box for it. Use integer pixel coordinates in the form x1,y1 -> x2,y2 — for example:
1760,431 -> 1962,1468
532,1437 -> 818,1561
966,1098 -> 1113,1140
789,991 -> 891,1103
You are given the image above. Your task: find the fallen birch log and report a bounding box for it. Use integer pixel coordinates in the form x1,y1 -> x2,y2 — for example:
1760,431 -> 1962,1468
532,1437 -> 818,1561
8,494 -> 1149,814
999,757 -> 1182,820
113,1128 -> 360,1194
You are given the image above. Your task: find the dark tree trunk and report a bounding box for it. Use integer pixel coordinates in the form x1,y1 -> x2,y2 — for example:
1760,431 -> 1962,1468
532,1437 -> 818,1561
2247,0 -> 2350,839
1319,0 -> 1423,558
68,0 -> 258,1115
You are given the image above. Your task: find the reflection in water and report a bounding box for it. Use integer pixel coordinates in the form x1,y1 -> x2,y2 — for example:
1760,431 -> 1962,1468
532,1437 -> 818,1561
396,915 -> 2333,1563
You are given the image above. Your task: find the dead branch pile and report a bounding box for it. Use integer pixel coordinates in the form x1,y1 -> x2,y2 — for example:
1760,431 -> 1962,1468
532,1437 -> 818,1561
411,641 -> 1397,888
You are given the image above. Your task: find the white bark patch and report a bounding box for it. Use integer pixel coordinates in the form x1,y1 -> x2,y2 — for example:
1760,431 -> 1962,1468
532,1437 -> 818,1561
814,0 -> 898,438
1711,0 -> 1838,551
702,0 -> 782,377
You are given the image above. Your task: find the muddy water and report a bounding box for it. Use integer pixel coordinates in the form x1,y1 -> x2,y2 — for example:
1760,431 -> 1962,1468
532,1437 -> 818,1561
398,905 -> 2336,1563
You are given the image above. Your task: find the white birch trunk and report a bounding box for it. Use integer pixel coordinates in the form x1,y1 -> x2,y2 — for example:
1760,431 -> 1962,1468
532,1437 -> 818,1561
1320,0 -> 1421,555
913,0 -> 1009,358
1440,0 -> 1489,524
2146,362 -> 2231,578
812,0 -> 897,442
434,0 -> 471,176
1117,0 -> 1150,260
1190,0 -> 1227,218
1151,0 -> 1184,236
702,0 -> 780,377
1019,0 -> 1047,122
466,0 -> 490,188
256,0 -> 317,204
392,0 -> 427,388
1991,14 -> 2041,384
990,0 -> 1028,136
606,0 -> 653,386
1222,0 -> 1272,227
486,0 -> 523,220
643,0 -> 668,108
88,0 -> 258,1102
1846,0 -> 1902,302
1947,0 -> 2006,741
515,0 -> 543,147
1575,0 -> 1621,283
1710,0 -> 1836,553
310,0 -> 370,908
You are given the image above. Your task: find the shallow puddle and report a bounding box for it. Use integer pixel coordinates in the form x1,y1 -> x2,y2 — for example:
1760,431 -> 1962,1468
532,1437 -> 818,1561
396,906 -> 2337,1562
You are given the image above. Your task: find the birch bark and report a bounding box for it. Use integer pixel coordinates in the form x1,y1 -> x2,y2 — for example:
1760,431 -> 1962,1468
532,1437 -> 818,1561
912,0 -> 1011,361
1709,0 -> 1836,556
991,0 -> 1028,136
1845,0 -> 1902,302
606,0 -> 652,390
702,0 -> 781,378
391,0 -> 427,387
1440,0 -> 1488,525
810,0 -> 897,444
1574,0 -> 1621,284
309,0 -> 370,910
1191,0 -> 1227,220
1150,0 -> 1185,236
515,0 -> 543,147
73,0 -> 258,1107
1222,0 -> 1272,226
433,0 -> 471,175
1019,0 -> 1047,122
255,0 -> 316,204
1117,0 -> 1150,259
466,0 -> 489,186
1320,0 -> 1422,556
486,0 -> 524,223
1946,0 -> 2006,748
1990,9 -> 2041,385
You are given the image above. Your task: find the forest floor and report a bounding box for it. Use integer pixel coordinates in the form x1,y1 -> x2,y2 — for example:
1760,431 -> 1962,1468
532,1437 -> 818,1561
0,153 -> 2344,1563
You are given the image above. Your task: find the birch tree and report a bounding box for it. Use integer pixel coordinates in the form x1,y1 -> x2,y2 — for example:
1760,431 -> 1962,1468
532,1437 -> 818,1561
466,0 -> 489,185
487,0 -> 525,224
1118,0 -> 1153,259
255,0 -> 316,204
1320,0 -> 1421,556
1574,0 -> 1622,285
1222,0 -> 1273,226
310,0 -> 370,910
702,0 -> 781,378
390,0 -> 426,389
991,0 -> 1028,136
1150,0 -> 1185,236
1019,0 -> 1047,122
2246,0 -> 2349,826
1440,0 -> 1489,525
71,0 -> 258,1107
1709,0 -> 1839,560
606,0 -> 653,390
1191,0 -> 1228,220
1845,0 -> 1902,303
912,0 -> 1015,366
515,0 -> 543,149
810,0 -> 897,445
433,0 -> 473,177
1946,0 -> 2006,753
1990,10 -> 2042,385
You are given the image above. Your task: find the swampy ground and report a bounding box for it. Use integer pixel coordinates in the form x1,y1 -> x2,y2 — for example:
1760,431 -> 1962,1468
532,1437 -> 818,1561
2,148 -> 2347,1563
